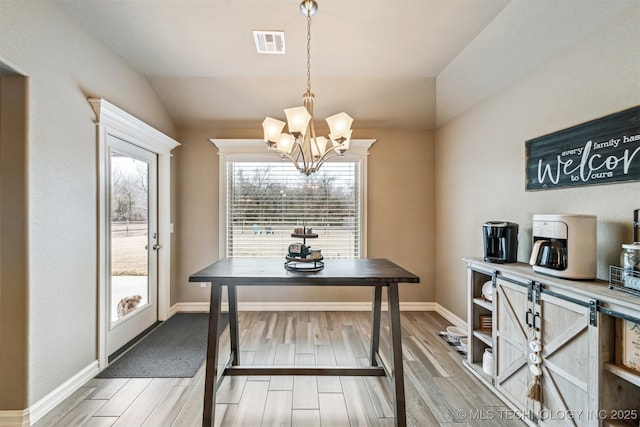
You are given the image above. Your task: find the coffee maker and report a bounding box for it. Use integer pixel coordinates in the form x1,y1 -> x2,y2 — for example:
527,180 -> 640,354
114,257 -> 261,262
483,221 -> 519,263
529,214 -> 596,280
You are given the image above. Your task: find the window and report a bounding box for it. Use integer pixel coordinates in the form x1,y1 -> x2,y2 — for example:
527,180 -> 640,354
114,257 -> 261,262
212,139 -> 375,259
227,162 -> 359,258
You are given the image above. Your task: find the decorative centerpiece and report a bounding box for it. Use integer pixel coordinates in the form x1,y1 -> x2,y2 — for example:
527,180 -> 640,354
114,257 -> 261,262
285,225 -> 324,271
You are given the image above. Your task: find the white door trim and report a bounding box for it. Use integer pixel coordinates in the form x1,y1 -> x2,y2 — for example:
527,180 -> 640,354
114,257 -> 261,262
90,98 -> 179,370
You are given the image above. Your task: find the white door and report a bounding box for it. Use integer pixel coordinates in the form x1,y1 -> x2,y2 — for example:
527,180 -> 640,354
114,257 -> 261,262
106,135 -> 159,356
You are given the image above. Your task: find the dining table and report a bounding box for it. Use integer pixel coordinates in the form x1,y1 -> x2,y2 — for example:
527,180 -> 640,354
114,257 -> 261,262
189,257 -> 420,427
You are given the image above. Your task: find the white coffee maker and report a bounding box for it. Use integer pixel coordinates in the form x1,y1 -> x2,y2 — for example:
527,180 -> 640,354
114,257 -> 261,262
529,214 -> 597,280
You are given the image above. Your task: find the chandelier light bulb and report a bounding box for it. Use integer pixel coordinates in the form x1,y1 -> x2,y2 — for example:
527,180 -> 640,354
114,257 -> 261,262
326,112 -> 353,141
262,117 -> 285,145
277,133 -> 296,155
284,106 -> 311,137
311,137 -> 329,158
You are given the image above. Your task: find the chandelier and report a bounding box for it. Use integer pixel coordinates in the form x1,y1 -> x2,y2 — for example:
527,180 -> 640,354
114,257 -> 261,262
262,0 -> 353,176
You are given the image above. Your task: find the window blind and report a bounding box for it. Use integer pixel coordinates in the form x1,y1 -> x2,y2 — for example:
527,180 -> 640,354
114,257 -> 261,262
226,161 -> 360,258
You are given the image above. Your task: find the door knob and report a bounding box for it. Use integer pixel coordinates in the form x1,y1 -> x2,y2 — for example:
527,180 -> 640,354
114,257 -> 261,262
152,244 -> 161,251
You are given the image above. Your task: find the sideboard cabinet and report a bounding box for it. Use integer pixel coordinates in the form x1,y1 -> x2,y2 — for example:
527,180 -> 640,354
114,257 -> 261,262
464,258 -> 640,427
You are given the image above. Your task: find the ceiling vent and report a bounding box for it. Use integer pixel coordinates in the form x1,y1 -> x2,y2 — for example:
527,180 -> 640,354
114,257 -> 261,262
253,31 -> 285,54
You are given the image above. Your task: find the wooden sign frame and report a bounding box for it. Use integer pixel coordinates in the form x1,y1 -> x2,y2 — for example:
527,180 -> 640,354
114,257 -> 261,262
525,106 -> 640,191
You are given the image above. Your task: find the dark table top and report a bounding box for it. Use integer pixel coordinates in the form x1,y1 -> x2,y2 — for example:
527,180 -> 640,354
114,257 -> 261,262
189,258 -> 420,286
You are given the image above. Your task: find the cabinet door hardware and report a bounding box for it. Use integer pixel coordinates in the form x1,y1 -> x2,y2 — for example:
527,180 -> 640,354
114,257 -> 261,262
597,305 -> 640,324
534,282 -> 542,305
540,286 -> 590,308
497,275 -> 529,288
589,300 -> 598,326
526,309 -> 534,328
533,312 -> 541,331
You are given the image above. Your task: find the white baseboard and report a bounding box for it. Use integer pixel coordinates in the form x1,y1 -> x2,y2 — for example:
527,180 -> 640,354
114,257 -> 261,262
28,361 -> 99,425
171,301 -> 467,329
434,304 -> 467,328
0,410 -> 29,427
171,301 -> 436,314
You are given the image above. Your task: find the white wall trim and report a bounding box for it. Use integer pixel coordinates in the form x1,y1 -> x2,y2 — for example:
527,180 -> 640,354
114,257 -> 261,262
210,138 -> 376,259
171,302 -> 467,329
90,98 -> 180,370
0,410 -> 29,427
171,301 -> 438,313
434,303 -> 467,328
88,98 -> 179,155
28,361 -> 99,425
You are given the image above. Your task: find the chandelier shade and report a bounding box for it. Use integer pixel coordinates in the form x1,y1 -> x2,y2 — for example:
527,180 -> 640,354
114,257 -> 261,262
262,0 -> 353,176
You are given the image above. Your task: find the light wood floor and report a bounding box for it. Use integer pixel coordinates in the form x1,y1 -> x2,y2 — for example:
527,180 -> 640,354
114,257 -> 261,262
34,311 -> 518,427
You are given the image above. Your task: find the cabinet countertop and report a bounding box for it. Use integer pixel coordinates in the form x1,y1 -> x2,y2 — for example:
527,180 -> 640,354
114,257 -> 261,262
464,257 -> 640,316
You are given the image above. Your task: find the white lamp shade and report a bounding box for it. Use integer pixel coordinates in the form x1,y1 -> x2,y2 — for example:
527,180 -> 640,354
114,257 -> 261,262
326,112 -> 353,141
277,133 -> 295,155
262,117 -> 286,143
284,106 -> 312,137
330,130 -> 352,152
311,137 -> 328,157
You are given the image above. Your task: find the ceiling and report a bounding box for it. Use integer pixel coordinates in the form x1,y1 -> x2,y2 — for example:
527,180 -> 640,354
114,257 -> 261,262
57,0 -> 637,131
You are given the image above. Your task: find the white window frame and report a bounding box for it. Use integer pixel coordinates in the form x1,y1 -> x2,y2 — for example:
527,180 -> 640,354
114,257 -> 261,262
211,139 -> 376,259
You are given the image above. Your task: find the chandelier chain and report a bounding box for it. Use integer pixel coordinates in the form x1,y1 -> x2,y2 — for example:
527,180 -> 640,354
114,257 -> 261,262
306,11 -> 312,94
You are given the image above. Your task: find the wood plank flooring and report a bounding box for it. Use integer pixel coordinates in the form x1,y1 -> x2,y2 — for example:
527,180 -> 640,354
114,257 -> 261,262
34,311 -> 520,427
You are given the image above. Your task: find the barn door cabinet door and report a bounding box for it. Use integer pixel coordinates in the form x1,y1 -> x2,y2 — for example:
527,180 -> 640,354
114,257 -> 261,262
537,290 -> 598,427
494,277 -> 535,419
495,276 -> 600,426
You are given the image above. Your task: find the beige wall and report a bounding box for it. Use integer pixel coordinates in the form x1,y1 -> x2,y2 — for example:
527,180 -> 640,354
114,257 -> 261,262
0,0 -> 175,407
174,127 -> 435,305
434,9 -> 640,320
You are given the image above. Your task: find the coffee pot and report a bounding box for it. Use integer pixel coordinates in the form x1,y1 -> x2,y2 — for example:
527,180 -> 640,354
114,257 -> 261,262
530,239 -> 567,270
529,214 -> 596,280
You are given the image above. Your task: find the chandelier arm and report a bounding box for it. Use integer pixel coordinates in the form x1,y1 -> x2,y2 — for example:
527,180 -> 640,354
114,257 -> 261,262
296,138 -> 310,171
316,148 -> 344,165
278,146 -> 304,170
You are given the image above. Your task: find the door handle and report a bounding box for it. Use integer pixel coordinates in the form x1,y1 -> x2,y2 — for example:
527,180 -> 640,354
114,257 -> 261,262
152,244 -> 161,251
533,312 -> 541,331
526,309 -> 533,327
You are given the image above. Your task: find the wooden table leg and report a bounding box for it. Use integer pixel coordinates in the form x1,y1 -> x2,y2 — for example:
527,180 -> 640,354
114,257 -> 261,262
202,282 -> 222,427
370,285 -> 382,366
387,282 -> 407,427
227,284 -> 240,365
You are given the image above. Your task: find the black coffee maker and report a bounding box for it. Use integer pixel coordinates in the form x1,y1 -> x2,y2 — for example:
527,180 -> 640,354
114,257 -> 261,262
483,221 -> 519,263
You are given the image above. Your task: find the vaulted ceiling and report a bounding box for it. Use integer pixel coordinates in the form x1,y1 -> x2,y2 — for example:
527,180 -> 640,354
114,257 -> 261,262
57,0 -> 637,130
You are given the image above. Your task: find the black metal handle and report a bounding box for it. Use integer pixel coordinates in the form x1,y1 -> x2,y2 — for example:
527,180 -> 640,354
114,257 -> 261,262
533,312 -> 541,331
526,309 -> 533,328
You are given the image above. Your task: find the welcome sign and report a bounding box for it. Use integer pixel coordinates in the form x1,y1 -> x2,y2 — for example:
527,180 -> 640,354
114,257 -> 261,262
526,106 -> 640,191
